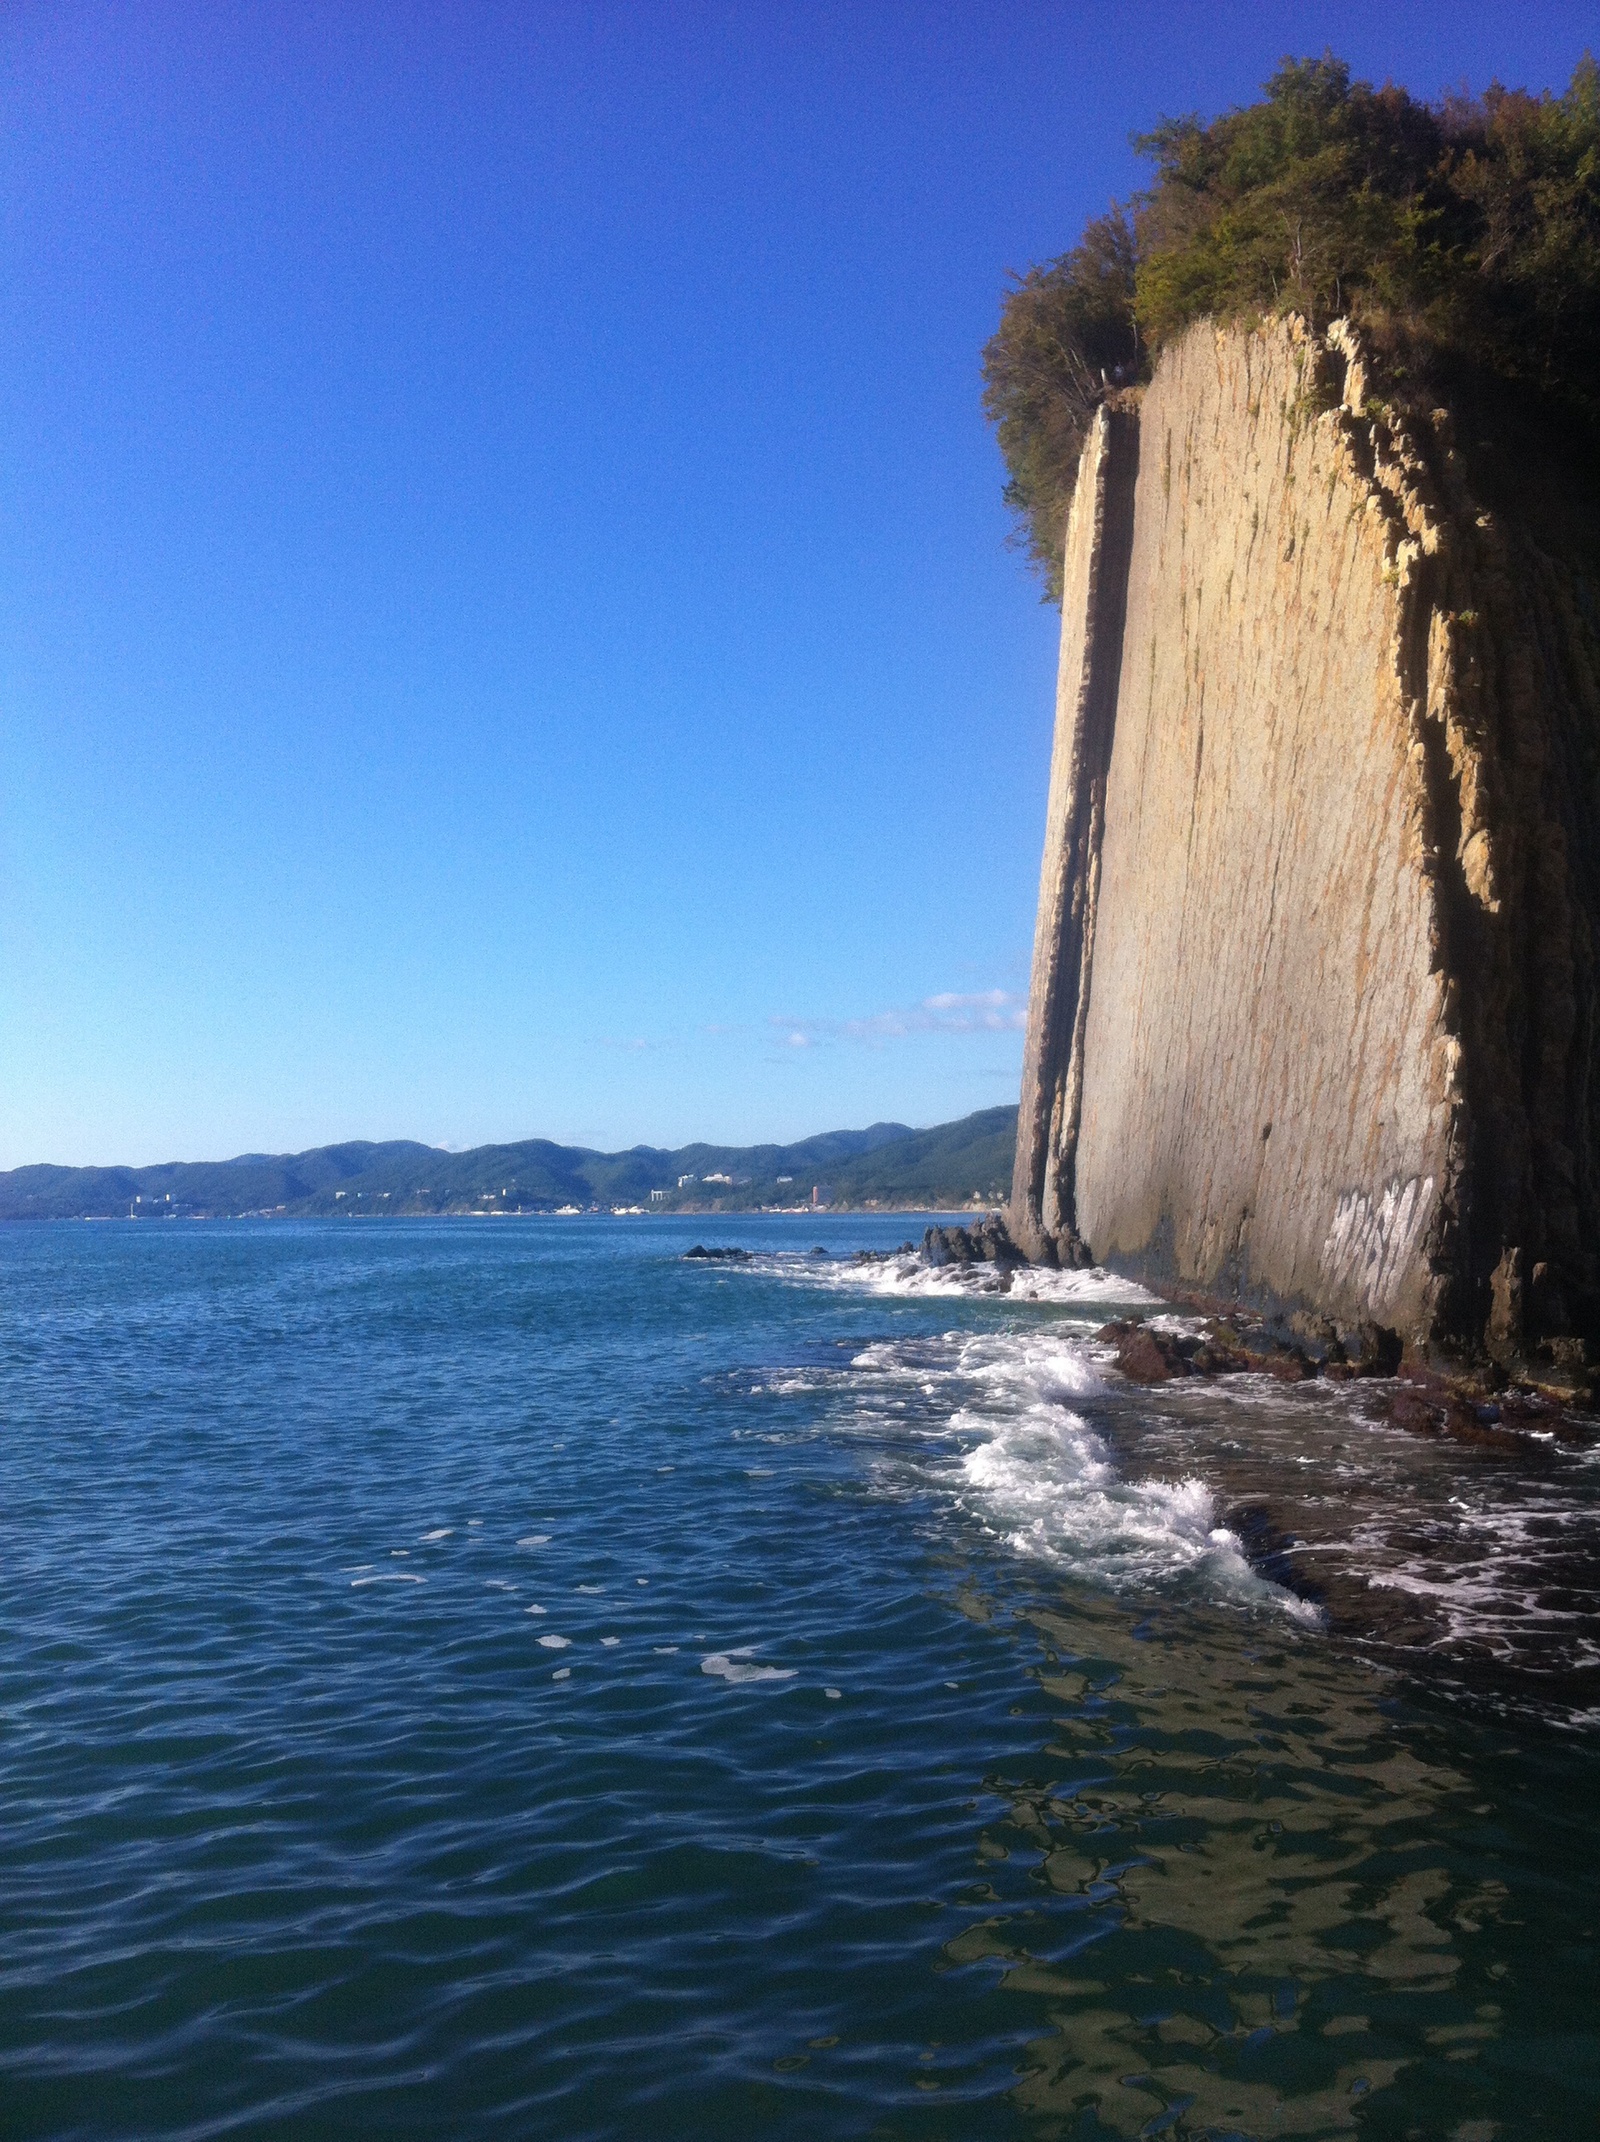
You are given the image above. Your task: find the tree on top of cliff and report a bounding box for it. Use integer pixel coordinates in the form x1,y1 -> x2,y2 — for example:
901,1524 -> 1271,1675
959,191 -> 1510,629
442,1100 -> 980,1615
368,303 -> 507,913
978,211 -> 1139,601
984,52 -> 1600,598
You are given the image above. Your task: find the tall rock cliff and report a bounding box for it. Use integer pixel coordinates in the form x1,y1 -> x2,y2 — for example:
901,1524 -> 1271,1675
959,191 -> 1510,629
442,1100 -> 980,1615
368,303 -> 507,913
1011,316 -> 1600,1362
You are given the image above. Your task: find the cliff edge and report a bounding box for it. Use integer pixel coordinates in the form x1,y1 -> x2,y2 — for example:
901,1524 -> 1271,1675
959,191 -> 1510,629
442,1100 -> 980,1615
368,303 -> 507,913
1011,316 -> 1600,1366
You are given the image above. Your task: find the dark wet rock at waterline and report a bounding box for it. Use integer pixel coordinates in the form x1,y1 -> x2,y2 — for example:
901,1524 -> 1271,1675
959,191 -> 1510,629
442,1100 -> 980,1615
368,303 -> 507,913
1086,1309 -> 1598,1449
921,1219 -> 1020,1269
1094,1318 -> 1311,1385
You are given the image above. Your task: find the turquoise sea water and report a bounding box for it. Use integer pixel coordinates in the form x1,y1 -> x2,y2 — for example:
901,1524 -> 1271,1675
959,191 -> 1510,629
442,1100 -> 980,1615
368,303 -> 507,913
2,1215 -> 1598,2140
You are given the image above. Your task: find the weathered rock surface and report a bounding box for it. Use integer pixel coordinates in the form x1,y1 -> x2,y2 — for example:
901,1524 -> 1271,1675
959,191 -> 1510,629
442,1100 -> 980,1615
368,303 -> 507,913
1012,316 -> 1600,1365
921,1219 -> 1021,1268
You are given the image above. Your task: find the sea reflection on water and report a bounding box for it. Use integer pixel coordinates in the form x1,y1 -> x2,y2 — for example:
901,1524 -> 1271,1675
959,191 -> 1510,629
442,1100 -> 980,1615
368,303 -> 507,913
930,1587 -> 1586,2140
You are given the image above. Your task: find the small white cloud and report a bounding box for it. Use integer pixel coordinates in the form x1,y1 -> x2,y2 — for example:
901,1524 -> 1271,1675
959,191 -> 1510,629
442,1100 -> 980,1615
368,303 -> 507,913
923,989 -> 1012,1014
770,988 -> 1027,1049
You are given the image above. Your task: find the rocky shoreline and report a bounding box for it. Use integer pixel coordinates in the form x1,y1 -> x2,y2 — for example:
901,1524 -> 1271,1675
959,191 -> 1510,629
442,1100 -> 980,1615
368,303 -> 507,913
683,1220 -> 1598,1450
913,1220 -> 1598,1448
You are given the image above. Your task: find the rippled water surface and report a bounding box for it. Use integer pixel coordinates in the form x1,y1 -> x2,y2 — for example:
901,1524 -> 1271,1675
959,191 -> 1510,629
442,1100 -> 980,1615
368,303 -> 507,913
3,1217 -> 1598,2139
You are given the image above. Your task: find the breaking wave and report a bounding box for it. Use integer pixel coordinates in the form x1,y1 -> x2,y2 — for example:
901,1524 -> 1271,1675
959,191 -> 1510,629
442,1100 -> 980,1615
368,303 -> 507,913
741,1285 -> 1324,1623
716,1240 -> 1600,1700
782,1245 -> 1163,1307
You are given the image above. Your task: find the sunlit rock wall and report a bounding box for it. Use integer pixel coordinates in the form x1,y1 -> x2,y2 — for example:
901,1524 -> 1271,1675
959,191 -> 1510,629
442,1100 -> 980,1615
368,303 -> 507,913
1011,316 -> 1600,1357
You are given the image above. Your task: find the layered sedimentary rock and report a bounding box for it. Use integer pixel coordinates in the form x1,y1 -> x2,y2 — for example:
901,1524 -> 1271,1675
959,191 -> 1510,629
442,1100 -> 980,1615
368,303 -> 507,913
1011,317 -> 1600,1360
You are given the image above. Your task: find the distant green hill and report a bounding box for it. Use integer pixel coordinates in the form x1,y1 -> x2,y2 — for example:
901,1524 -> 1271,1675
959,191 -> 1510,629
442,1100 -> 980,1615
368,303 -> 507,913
0,1109 -> 1018,1220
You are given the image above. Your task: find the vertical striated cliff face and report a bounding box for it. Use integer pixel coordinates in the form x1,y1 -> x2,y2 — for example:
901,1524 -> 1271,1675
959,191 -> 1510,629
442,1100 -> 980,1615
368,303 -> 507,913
1010,402 -> 1138,1273
1011,316 -> 1600,1360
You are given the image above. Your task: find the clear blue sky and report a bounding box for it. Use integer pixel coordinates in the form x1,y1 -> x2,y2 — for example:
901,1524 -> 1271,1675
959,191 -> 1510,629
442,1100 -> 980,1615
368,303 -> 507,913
0,1 -> 1588,1165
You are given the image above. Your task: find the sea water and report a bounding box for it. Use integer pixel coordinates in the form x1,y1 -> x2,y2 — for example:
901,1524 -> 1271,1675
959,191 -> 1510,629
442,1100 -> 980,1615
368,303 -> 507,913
1,1215 -> 1596,2139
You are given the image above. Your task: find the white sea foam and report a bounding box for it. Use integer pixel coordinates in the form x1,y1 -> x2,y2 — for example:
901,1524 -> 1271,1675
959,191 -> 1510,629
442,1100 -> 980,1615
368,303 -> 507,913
743,1242 -> 1600,1678
352,1572 -> 426,1586
834,1323 -> 1321,1623
1358,1493 -> 1600,1661
774,1249 -> 1161,1309
418,1528 -> 453,1541
1006,1265 -> 1164,1307
961,1411 -> 1317,1617
517,1535 -> 551,1548
701,1651 -> 796,1684
538,1634 -> 571,1650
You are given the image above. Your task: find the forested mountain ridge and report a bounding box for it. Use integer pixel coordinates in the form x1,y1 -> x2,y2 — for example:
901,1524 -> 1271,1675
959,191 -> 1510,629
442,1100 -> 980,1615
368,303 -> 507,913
0,1109 -> 1017,1219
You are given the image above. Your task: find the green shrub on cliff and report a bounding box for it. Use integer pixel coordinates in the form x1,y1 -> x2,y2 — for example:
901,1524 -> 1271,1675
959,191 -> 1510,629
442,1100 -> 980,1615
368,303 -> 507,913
978,211 -> 1140,600
984,53 -> 1600,596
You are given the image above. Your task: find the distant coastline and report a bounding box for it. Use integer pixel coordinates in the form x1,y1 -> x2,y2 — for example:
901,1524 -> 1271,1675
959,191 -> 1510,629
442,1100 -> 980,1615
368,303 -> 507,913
0,1108 -> 1017,1223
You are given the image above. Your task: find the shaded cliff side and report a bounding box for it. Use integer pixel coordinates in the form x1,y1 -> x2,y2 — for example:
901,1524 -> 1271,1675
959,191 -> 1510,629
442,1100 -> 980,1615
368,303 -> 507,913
1012,316 -> 1600,1364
